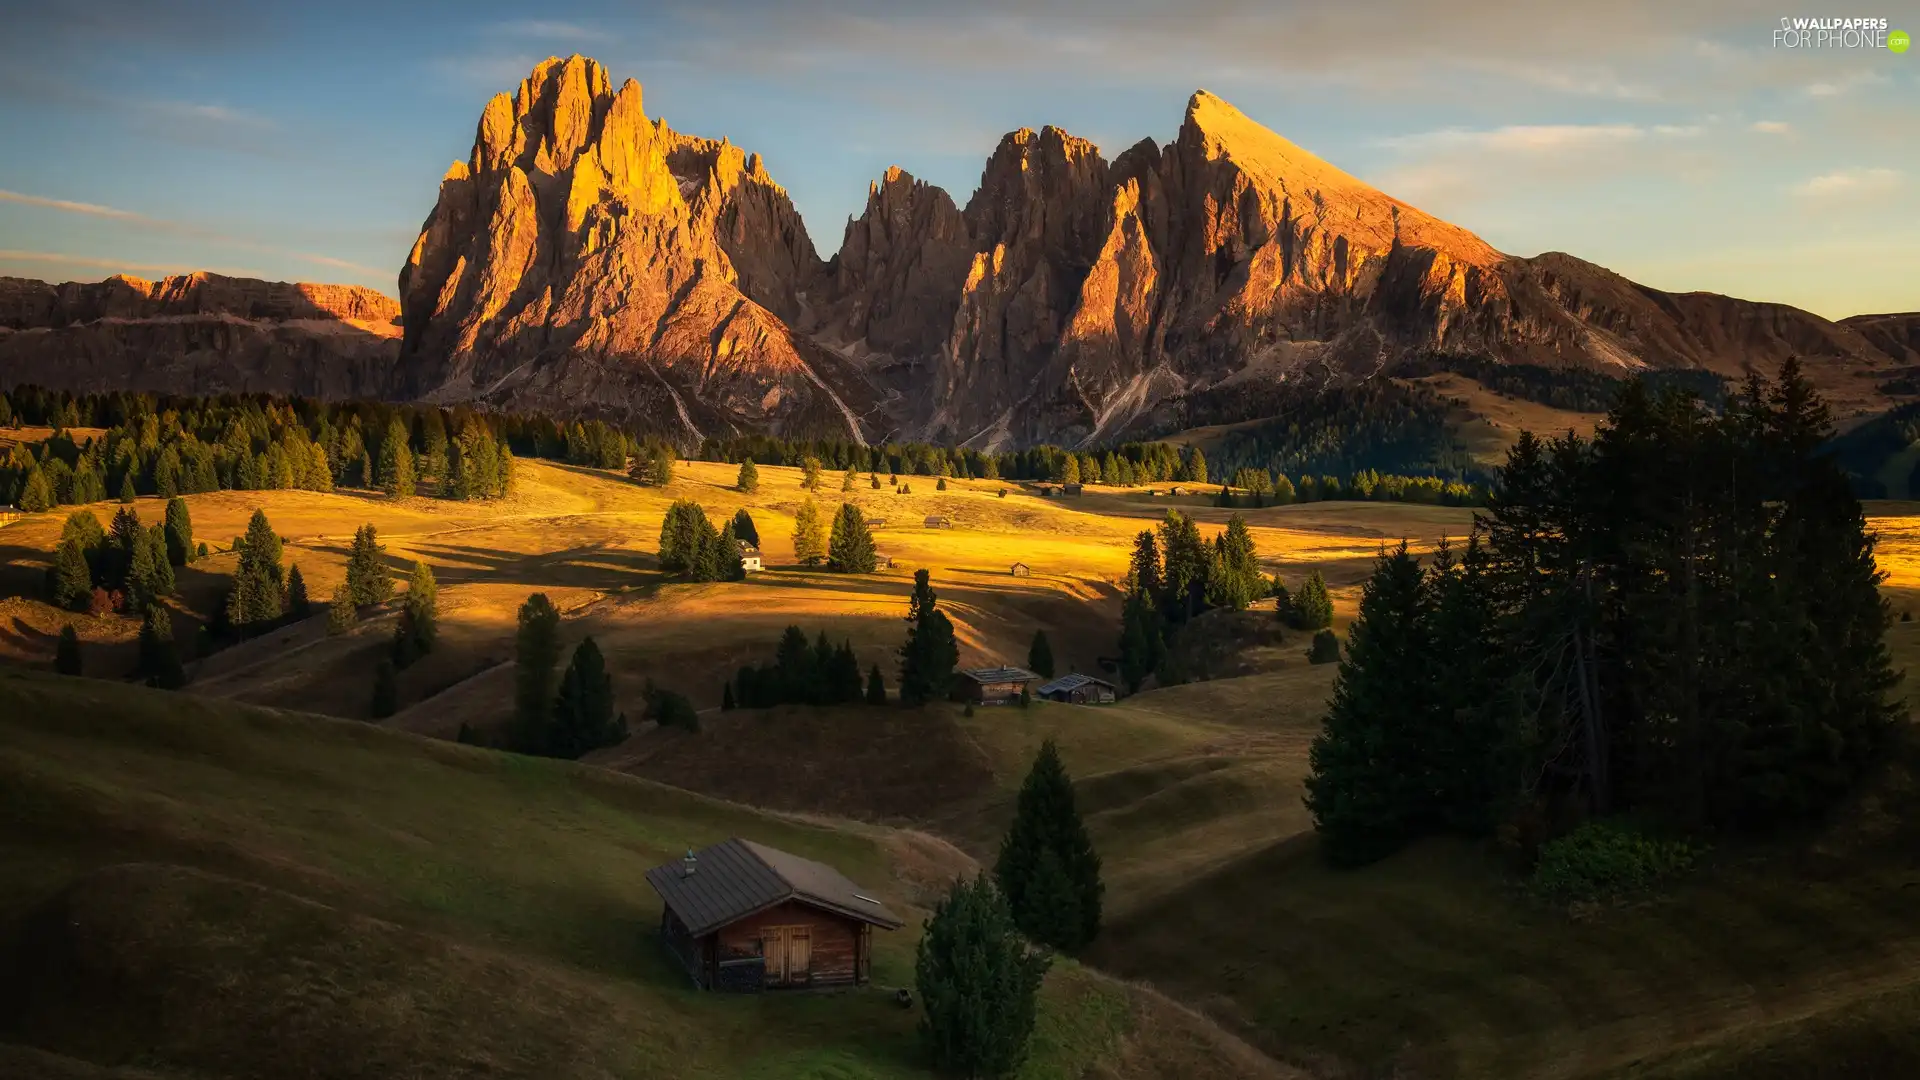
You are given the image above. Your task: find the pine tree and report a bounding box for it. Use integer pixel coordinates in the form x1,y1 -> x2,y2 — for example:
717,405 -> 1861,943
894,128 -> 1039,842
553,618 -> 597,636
870,473 -> 882,489
792,498 -> 827,567
658,500 -> 711,576
377,417 -> 415,496
721,682 -> 736,711
1186,447 -> 1209,484
392,560 -> 438,667
51,539 -> 92,611
731,508 -> 760,549
510,593 -> 563,755
1303,542 -> 1431,866
117,471 -> 136,504
1027,630 -> 1055,679
286,563 -> 311,618
163,497 -> 193,566
866,664 -> 887,705
714,521 -> 746,581
1289,569 -> 1334,630
897,569 -> 958,706
345,524 -> 392,606
915,875 -> 1049,1079
736,458 -> 760,492
138,605 -> 186,689
827,502 -> 877,572
995,738 -> 1103,951
328,583 -> 356,635
552,636 -> 624,758
18,465 -> 54,512
54,625 -> 82,676
1308,628 -> 1340,664
801,456 -> 822,490
936,476 -> 948,491
1117,594 -> 1162,695
225,509 -> 285,632
370,659 -> 398,719
1205,514 -> 1264,611
843,467 -> 857,492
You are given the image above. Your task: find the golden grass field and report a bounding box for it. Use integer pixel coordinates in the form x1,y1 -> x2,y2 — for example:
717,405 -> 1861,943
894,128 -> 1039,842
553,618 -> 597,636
6,445 -> 1920,1078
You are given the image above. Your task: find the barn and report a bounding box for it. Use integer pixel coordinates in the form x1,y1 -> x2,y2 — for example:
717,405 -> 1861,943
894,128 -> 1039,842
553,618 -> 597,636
956,666 -> 1039,705
646,838 -> 903,992
1036,672 -> 1117,705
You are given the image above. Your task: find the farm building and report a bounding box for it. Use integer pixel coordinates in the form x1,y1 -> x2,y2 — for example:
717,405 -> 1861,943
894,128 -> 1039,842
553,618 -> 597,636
923,515 -> 952,529
1062,483 -> 1084,496
1036,672 -> 1117,705
645,838 -> 903,993
956,666 -> 1039,706
865,517 -> 887,529
738,543 -> 763,573
1010,562 -> 1030,577
1036,485 -> 1053,496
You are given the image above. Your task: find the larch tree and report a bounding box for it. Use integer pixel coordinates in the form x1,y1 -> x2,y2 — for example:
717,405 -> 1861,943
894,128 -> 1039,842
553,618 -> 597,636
792,499 -> 828,567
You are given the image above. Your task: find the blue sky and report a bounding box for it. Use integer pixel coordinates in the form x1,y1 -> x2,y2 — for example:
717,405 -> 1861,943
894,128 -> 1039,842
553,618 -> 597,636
1,0 -> 1914,319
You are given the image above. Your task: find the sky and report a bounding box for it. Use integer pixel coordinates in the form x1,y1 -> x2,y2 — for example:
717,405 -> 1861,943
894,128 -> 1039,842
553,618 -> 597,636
0,0 -> 1915,320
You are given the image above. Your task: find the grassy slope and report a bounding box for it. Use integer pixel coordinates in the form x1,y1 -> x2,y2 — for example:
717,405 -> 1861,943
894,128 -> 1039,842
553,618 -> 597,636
0,670 -> 1291,1080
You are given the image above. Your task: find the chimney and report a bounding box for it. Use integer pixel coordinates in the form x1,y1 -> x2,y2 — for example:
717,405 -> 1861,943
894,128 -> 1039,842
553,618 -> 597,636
681,847 -> 697,878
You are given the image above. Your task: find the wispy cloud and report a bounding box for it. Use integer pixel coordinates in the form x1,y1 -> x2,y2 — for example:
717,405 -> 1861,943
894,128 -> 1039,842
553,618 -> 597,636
1793,167 -> 1904,199
1376,122 -> 1699,155
0,249 -> 256,276
488,19 -> 607,42
1805,71 -> 1889,97
143,100 -> 277,130
0,189 -> 145,220
1749,120 -> 1792,134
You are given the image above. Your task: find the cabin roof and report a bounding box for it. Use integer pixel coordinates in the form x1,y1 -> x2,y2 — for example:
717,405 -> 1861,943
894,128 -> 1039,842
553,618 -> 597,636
960,666 -> 1039,685
1037,672 -> 1115,696
644,838 -> 903,936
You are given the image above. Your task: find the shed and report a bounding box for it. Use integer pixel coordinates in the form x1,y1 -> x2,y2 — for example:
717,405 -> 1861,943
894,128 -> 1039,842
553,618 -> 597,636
1169,486 -> 1183,496
956,666 -> 1039,706
1036,672 -> 1118,705
738,542 -> 763,573
646,838 -> 903,993
923,515 -> 951,529
1062,483 -> 1084,496
1036,485 -> 1053,496
1010,562 -> 1030,577
865,517 -> 887,529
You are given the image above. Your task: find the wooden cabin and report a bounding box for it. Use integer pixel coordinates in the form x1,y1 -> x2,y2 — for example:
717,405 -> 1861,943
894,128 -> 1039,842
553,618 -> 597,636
738,543 -> 763,573
1036,485 -> 1053,496
1036,672 -> 1117,705
646,838 -> 903,993
1010,562 -> 1030,577
865,517 -> 887,529
923,515 -> 952,529
1062,483 -> 1084,496
956,666 -> 1039,706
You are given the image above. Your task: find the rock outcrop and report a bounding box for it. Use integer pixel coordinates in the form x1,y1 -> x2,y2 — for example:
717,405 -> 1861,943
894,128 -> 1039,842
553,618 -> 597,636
397,55 -> 871,441
0,273 -> 402,401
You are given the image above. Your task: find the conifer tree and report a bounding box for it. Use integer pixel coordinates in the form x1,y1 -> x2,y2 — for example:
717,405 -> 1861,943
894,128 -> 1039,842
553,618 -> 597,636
370,658 -> 398,719
117,471 -> 136,504
714,521 -> 746,581
55,625 -> 82,676
722,682 -> 736,711
225,510 -> 285,632
163,496 -> 193,566
138,605 -> 186,689
286,563 -> 311,618
1117,594 -> 1162,694
51,539 -> 92,611
18,465 -> 54,512
1204,514 -> 1263,611
995,738 -> 1103,951
1027,629 -> 1055,679
510,593 -> 563,755
897,569 -> 958,706
1289,569 -> 1334,630
936,476 -> 948,491
345,524 -> 392,606
866,664 -> 887,705
1185,447 -> 1208,484
658,500 -> 711,575
792,498 -> 827,567
827,502 -> 877,572
870,473 -> 882,489
327,583 -> 356,635
731,508 -> 760,549
915,875 -> 1049,1079
736,458 -> 760,492
843,467 -> 857,492
552,636 -> 624,758
1308,628 -> 1340,664
801,456 -> 822,490
392,560 -> 438,667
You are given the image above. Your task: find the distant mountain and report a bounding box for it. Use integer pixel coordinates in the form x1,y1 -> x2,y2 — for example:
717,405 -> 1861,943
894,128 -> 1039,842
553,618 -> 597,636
3,55 -> 1914,446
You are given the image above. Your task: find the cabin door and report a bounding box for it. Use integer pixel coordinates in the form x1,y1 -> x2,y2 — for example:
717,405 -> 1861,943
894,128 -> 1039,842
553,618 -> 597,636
785,928 -> 811,985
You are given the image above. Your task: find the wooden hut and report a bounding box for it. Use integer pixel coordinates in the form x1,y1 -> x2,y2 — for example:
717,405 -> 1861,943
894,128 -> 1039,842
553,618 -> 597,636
1036,672 -> 1117,705
1010,562 -> 1030,577
923,515 -> 952,529
956,666 -> 1039,706
646,839 -> 903,993
1062,483 -> 1084,496
865,517 -> 887,529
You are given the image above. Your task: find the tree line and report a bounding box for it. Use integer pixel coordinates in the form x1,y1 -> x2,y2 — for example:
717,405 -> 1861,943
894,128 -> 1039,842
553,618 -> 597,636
1304,361 -> 1900,866
1216,468 -> 1484,508
698,432 -> 1205,487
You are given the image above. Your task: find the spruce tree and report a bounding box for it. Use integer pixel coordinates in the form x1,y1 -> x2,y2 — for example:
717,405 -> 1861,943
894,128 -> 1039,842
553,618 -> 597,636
1308,628 -> 1340,664
1289,569 -> 1334,630
714,521 -> 747,581
1027,630 -> 1055,679
392,560 -> 437,667
843,467 -> 857,492
1204,514 -> 1263,611
345,524 -> 392,606
995,738 -> 1103,952
54,625 -> 82,676
51,539 -> 92,611
736,457 -> 760,492
138,605 -> 186,689
731,508 -> 760,549
1304,542 -> 1431,866
510,593 -> 563,755
1116,594 -> 1162,694
792,498 -> 827,567
866,664 -> 887,705
897,569 -> 958,706
286,563 -> 311,618
370,658 -> 398,719
826,502 -> 877,573
225,509 -> 285,632
163,496 -> 193,566
915,875 -> 1049,1079
327,583 -> 357,635
552,636 -> 624,758
377,418 -> 415,497
17,465 -> 53,512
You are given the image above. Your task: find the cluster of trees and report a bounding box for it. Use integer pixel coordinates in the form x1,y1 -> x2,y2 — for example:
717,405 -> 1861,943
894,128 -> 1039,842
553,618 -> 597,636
1305,362 -> 1900,866
1193,381 -> 1486,488
1218,468 -> 1484,507
915,739 -> 1105,1076
725,626 -> 883,710
0,389 -> 518,511
46,500 -> 197,687
697,433 -> 1204,487
786,500 -> 879,572
659,501 -> 747,582
1115,512 -> 1269,692
504,594 -> 630,758
1397,352 -> 1729,414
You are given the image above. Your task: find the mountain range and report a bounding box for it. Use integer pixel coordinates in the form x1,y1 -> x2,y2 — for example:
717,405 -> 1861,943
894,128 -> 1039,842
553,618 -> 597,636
3,54 -> 1916,448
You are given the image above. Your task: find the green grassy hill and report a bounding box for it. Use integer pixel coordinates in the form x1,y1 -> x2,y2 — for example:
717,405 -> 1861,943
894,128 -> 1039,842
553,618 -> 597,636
0,670 -> 1290,1080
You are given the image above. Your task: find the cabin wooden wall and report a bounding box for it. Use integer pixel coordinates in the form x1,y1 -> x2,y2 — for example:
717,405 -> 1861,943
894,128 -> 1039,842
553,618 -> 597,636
715,901 -> 862,987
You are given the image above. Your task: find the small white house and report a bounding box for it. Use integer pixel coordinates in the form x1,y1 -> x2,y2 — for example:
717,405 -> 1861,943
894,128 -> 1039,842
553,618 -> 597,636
739,542 -> 763,573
